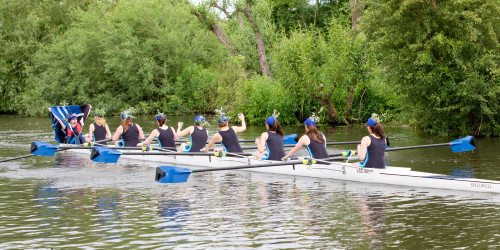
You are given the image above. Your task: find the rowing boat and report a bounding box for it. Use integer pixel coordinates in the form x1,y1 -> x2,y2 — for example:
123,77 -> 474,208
57,145 -> 499,194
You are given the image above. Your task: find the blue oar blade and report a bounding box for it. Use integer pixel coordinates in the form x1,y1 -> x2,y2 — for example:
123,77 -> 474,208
91,147 -> 122,163
31,141 -> 59,156
283,134 -> 298,145
450,136 -> 475,152
155,166 -> 192,183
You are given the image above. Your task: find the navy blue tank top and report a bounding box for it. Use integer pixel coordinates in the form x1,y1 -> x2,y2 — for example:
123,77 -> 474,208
121,123 -> 140,147
219,127 -> 243,153
93,122 -> 107,142
157,127 -> 176,148
265,132 -> 285,161
306,134 -> 328,159
188,126 -> 208,152
365,135 -> 386,168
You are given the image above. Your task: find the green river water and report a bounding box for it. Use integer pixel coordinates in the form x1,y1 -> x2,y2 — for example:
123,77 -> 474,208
0,114 -> 499,249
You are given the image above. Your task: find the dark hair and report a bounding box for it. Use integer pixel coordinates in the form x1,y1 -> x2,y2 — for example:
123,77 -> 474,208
121,118 -> 132,132
218,122 -> 227,128
268,121 -> 284,137
157,117 -> 166,127
368,123 -> 386,138
305,125 -> 324,143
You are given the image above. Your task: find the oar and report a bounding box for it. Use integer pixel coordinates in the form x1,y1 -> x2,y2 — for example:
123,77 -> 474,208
240,140 -> 364,150
175,134 -> 298,145
0,138 -> 112,163
90,146 -> 253,163
154,136 -> 475,183
327,136 -> 475,158
155,159 -> 314,183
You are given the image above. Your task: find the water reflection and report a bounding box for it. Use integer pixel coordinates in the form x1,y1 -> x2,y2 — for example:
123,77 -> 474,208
359,194 -> 387,248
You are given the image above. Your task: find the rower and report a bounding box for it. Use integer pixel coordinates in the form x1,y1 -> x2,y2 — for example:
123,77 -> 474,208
112,108 -> 145,147
139,113 -> 177,149
282,116 -> 328,160
88,108 -> 111,143
357,116 -> 387,168
254,115 -> 285,161
177,115 -> 209,152
49,107 -> 88,145
204,112 -> 246,153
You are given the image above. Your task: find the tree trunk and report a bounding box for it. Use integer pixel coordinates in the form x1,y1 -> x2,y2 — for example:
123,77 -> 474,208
316,95 -> 338,123
193,11 -> 238,56
344,86 -> 354,119
241,2 -> 273,81
350,0 -> 364,31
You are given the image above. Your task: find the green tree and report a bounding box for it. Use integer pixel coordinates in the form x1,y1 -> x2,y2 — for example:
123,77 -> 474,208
362,0 -> 500,136
272,20 -> 371,124
0,0 -> 94,113
22,0 -> 232,115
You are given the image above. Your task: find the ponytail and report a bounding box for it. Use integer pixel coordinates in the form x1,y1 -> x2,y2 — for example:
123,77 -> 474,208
157,117 -> 166,127
305,125 -> 324,143
369,123 -> 386,138
96,116 -> 106,127
268,121 -> 284,137
122,118 -> 132,132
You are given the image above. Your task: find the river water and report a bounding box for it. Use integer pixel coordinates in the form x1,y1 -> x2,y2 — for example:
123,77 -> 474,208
0,114 -> 499,249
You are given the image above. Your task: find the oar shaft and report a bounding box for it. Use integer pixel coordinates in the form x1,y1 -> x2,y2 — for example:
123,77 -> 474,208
192,160 -> 303,173
121,151 -> 253,156
241,141 -> 362,150
0,154 -> 36,163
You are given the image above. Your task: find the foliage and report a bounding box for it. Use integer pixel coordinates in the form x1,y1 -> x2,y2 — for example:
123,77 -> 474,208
362,0 -> 500,136
228,75 -> 301,124
270,0 -> 350,33
0,0 -> 93,113
22,0 -> 233,116
271,19 -> 372,123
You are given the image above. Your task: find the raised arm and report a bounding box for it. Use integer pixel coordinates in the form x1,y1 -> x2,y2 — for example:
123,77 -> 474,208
232,113 -> 246,133
203,133 -> 222,152
282,135 -> 309,160
48,108 -> 66,130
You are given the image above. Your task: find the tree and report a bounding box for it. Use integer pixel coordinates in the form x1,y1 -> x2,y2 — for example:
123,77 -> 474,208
362,0 -> 500,136
272,21 -> 370,124
196,0 -> 275,81
0,0 -> 94,113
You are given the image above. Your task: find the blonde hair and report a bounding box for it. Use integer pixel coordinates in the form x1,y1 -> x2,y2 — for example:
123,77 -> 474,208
122,118 -> 132,132
95,116 -> 106,127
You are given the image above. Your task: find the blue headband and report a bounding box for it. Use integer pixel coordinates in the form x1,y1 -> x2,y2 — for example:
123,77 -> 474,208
366,118 -> 376,126
265,116 -> 276,126
217,115 -> 228,124
67,113 -> 77,121
156,114 -> 166,120
121,114 -> 131,119
194,115 -> 206,125
304,117 -> 316,127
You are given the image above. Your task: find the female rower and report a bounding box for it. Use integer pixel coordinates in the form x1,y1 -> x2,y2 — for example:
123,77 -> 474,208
88,109 -> 111,142
204,113 -> 246,153
112,109 -> 145,147
138,113 -> 177,149
177,115 -> 209,152
49,108 -> 88,144
282,117 -> 328,160
356,116 -> 387,168
254,116 -> 285,161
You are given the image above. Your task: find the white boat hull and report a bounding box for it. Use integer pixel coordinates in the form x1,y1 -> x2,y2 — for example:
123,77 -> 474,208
68,148 -> 500,194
